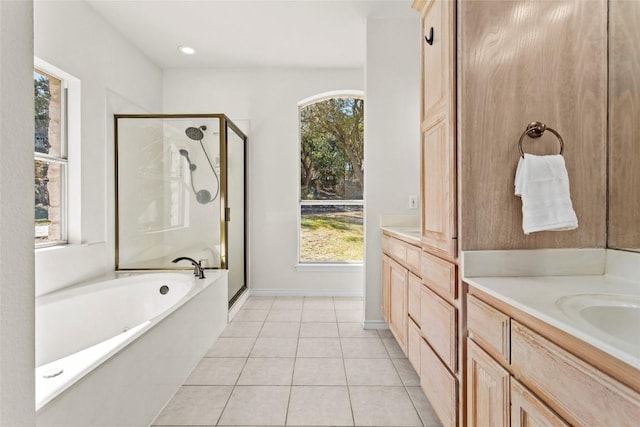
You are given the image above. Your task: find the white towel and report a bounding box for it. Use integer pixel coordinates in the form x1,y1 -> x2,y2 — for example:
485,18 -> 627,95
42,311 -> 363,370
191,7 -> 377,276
514,154 -> 578,234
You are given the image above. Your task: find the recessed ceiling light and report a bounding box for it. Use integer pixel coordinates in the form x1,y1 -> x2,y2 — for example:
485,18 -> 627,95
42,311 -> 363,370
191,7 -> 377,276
178,45 -> 197,55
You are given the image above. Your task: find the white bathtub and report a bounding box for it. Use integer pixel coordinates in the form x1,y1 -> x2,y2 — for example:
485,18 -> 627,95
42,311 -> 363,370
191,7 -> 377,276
35,270 -> 228,426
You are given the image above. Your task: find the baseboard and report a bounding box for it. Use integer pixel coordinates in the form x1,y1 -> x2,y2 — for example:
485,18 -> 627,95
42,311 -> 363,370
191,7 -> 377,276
249,289 -> 363,297
228,287 -> 250,321
362,320 -> 389,330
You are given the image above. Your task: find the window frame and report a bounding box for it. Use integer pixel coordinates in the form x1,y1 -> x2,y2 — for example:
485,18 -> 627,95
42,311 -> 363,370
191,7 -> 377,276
296,91 -> 365,268
34,66 -> 69,248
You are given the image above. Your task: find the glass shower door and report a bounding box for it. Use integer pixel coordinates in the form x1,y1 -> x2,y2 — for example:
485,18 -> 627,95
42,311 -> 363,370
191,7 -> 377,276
225,121 -> 246,304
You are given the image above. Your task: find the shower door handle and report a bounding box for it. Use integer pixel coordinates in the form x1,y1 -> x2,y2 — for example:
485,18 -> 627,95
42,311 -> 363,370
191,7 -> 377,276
225,207 -> 231,222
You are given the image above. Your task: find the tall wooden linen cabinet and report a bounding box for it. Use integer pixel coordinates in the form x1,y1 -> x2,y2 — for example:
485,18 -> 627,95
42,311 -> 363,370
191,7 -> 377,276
405,0 -> 607,426
412,1 -> 461,425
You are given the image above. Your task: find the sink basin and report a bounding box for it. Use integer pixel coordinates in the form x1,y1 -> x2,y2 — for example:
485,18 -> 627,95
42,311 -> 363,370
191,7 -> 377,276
556,294 -> 640,347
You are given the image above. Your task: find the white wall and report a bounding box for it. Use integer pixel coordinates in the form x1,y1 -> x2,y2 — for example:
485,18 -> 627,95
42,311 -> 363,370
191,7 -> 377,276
164,68 -> 364,294
34,0 -> 163,295
363,18 -> 420,325
0,1 -> 36,424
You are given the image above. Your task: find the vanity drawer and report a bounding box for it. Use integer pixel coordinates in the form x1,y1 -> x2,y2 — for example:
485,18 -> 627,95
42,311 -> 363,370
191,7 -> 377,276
389,238 -> 407,263
408,273 -> 422,325
511,321 -> 640,426
420,285 -> 457,372
406,244 -> 421,274
382,235 -> 390,253
467,294 -> 510,364
421,338 -> 458,427
408,317 -> 421,374
420,251 -> 457,301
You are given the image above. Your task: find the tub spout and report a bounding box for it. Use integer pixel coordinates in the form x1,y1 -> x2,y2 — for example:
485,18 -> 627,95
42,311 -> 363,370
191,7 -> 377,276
172,257 -> 205,279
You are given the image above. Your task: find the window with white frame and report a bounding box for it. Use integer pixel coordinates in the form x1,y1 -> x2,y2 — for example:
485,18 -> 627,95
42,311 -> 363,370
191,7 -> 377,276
298,93 -> 364,263
34,68 -> 67,246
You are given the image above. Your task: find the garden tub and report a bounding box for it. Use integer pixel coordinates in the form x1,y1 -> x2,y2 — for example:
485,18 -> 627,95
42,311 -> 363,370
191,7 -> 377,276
35,270 -> 228,426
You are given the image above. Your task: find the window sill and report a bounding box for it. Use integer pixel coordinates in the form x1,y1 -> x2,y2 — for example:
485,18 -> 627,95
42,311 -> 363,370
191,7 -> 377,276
295,263 -> 364,272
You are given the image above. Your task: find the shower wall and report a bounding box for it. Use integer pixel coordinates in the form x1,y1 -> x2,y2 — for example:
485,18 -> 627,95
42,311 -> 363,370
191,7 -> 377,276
116,116 -> 222,270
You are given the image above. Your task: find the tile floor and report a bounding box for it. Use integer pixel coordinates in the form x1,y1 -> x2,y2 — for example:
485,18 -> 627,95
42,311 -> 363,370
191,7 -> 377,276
151,296 -> 442,427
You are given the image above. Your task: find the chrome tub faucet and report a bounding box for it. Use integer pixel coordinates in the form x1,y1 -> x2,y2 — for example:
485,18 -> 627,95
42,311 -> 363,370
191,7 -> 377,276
172,257 -> 205,279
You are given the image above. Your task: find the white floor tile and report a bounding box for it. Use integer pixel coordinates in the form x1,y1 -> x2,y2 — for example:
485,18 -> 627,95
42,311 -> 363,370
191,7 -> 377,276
406,386 -> 443,427
184,357 -> 246,385
265,309 -> 302,322
340,337 -> 389,358
250,337 -> 298,358
382,337 -> 407,358
344,358 -> 403,386
206,337 -> 256,358
259,322 -> 300,338
286,386 -> 353,426
391,357 -> 421,386
152,385 -> 232,426
233,309 -> 269,322
293,358 -> 347,386
237,357 -> 295,385
242,297 -> 275,310
220,321 -> 263,338
218,386 -> 290,426
303,297 -> 335,310
302,309 -> 337,322
297,338 -> 342,358
349,386 -> 422,426
299,322 -> 339,338
336,309 -> 363,322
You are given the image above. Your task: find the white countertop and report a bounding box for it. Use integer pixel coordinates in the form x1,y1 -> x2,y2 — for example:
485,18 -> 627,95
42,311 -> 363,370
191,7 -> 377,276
463,250 -> 640,370
381,226 -> 421,244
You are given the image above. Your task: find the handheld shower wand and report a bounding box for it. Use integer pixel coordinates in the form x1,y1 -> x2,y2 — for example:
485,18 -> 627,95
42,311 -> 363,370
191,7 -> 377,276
180,125 -> 220,204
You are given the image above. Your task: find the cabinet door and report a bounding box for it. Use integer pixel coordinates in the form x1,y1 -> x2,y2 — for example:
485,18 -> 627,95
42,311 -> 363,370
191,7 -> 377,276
511,379 -> 570,427
389,260 -> 408,353
420,0 -> 455,125
421,117 -> 457,259
419,0 -> 456,260
467,339 -> 510,427
381,255 -> 391,323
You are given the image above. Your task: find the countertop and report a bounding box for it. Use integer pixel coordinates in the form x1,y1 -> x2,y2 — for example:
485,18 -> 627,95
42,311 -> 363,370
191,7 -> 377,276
381,226 -> 421,244
464,274 -> 640,370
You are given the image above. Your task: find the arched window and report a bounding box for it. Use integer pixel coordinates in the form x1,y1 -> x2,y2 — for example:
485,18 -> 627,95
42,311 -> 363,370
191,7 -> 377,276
298,91 -> 364,264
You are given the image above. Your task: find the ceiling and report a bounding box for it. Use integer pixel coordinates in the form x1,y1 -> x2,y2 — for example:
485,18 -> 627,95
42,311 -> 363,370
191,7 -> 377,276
86,0 -> 415,69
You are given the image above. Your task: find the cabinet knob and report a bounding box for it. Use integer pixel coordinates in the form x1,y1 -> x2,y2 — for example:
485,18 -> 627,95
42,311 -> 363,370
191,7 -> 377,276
425,27 -> 434,45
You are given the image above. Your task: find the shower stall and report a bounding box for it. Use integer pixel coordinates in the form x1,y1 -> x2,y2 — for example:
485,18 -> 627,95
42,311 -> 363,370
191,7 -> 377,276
114,114 -> 247,304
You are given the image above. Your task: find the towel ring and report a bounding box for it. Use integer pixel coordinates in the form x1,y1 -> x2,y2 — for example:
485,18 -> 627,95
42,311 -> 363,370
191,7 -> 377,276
518,122 -> 564,158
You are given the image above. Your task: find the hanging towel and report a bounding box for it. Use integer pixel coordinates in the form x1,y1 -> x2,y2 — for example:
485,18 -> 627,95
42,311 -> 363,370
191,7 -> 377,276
514,154 -> 578,234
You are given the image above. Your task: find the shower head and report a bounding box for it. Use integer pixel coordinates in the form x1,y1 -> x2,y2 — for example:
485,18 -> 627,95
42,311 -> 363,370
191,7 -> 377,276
185,125 -> 207,141
178,149 -> 196,171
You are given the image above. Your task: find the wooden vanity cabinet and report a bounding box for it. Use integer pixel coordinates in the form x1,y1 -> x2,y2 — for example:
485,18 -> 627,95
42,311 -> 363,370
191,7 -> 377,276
466,290 -> 640,427
381,232 -> 421,355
